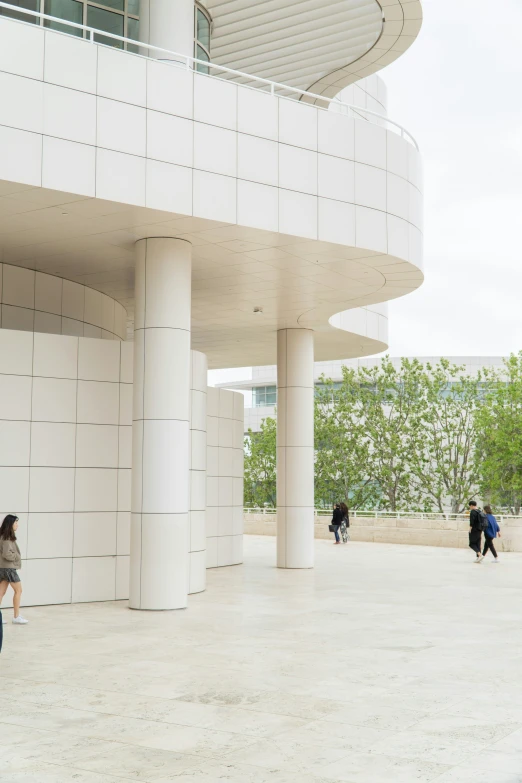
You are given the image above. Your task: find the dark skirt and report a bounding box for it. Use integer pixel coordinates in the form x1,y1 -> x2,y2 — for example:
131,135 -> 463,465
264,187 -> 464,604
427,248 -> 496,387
0,568 -> 20,583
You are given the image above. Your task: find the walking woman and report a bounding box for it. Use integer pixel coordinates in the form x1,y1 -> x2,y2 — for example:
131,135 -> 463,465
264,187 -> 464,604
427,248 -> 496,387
331,503 -> 343,544
483,504 -> 501,562
0,515 -> 28,624
339,502 -> 350,543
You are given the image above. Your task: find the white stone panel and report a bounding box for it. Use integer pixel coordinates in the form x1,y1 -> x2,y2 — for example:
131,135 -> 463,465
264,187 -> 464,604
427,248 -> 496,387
77,381 -> 119,425
318,112 -> 354,160
0,420 -> 30,466
97,97 -> 146,157
0,329 -> 33,375
146,110 -> 193,167
0,126 -> 42,187
147,60 -> 193,118
31,377 -> 76,423
355,163 -> 387,211
27,513 -> 73,559
194,73 -> 237,130
3,265 -> 34,309
44,83 -> 96,145
237,134 -> 278,187
23,558 -> 72,606
193,170 -> 236,224
318,155 -> 354,203
318,198 -> 356,246
0,16 -> 43,79
72,556 -> 116,603
73,512 -> 117,557
0,71 -> 43,133
194,123 -> 237,178
279,190 -> 317,240
44,30 -> 97,93
95,148 -> 146,207
279,145 -> 317,196
33,333 -> 77,379
237,89 -> 278,141
30,422 -> 76,467
29,467 -> 75,512
78,339 -> 120,382
75,468 -> 118,512
237,180 -> 278,233
279,99 -> 317,151
97,47 -> 147,106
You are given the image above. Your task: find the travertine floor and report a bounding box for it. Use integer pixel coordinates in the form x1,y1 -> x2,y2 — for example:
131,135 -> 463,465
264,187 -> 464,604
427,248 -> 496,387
1,536 -> 522,782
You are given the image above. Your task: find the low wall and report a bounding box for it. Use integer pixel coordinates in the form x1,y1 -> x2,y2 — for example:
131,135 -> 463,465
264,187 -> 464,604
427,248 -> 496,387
244,513 -> 522,552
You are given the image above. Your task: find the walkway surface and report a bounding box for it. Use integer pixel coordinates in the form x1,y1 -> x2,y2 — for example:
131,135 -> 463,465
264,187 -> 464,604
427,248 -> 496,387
1,536 -> 522,782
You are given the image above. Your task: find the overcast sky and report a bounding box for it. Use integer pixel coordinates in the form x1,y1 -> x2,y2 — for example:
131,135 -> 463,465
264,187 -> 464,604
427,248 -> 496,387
385,0 -> 522,356
210,0 -> 521,386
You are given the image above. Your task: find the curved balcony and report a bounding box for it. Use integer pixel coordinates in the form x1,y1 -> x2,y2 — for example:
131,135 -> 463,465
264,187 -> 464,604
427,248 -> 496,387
0,8 -> 422,368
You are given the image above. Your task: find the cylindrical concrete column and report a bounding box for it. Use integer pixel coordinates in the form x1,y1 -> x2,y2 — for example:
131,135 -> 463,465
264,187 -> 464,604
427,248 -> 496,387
276,329 -> 315,569
130,238 -> 192,610
188,350 -> 208,594
140,0 -> 194,61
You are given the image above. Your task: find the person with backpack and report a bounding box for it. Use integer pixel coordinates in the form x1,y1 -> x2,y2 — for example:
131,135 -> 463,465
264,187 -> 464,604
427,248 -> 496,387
482,504 -> 501,562
468,500 -> 487,563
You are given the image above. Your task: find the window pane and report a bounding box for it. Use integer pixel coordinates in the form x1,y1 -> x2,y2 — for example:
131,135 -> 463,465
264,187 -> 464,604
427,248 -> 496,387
95,0 -> 123,10
126,15 -> 139,52
197,8 -> 210,50
195,43 -> 209,74
127,0 -> 139,14
0,0 -> 38,24
44,0 -> 83,37
87,5 -> 123,47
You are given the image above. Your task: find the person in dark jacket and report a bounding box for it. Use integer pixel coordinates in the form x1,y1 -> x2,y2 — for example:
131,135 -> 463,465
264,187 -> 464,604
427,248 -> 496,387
482,504 -> 501,561
468,500 -> 484,563
331,503 -> 343,544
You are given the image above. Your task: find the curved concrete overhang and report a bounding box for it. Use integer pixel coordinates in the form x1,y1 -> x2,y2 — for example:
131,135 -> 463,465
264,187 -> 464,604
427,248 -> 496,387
0,18 -> 423,369
206,0 -> 422,98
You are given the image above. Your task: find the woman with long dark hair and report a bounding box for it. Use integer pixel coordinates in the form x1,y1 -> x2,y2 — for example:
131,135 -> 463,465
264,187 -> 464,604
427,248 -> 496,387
0,514 -> 28,624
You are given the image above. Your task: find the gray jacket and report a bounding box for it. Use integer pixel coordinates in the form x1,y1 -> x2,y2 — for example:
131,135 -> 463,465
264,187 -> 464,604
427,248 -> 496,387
0,539 -> 21,570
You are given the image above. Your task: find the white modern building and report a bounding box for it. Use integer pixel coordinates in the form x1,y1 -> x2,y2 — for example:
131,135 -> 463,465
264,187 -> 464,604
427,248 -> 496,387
0,0 -> 423,608
218,356 -> 508,433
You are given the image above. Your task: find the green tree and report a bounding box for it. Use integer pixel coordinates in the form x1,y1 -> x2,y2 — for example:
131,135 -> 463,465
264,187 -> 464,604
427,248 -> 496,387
244,416 -> 277,507
411,359 -> 485,513
477,353 -> 522,514
314,376 -> 379,509
355,357 -> 426,511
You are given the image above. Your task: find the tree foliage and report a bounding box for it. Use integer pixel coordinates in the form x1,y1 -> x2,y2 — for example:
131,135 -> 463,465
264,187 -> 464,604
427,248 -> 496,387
476,353 -> 522,514
244,417 -> 276,507
410,358 -> 486,513
243,354 -> 522,515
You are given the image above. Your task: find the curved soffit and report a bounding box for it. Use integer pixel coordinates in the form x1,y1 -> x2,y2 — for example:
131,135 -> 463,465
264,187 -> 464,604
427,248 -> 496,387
205,0 -> 422,98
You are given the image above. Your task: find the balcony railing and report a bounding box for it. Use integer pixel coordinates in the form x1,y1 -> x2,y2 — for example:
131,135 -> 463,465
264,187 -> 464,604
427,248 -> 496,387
244,508 -> 522,524
0,0 -> 419,151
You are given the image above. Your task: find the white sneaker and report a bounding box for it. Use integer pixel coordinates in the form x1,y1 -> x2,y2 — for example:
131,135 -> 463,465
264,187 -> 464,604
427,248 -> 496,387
477,555 -> 484,563
493,558 -> 500,563
12,616 -> 28,624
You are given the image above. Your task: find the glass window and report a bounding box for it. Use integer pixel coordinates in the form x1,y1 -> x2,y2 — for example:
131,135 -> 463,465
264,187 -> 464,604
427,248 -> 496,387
253,386 -> 277,407
196,8 -> 210,50
0,0 -> 38,24
127,0 -> 139,15
87,5 -> 123,48
126,15 -> 139,52
44,0 -> 83,36
97,0 -> 123,10
195,43 -> 209,74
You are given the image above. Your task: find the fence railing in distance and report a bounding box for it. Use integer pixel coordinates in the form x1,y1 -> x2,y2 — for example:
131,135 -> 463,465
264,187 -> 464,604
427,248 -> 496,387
244,508 -> 522,523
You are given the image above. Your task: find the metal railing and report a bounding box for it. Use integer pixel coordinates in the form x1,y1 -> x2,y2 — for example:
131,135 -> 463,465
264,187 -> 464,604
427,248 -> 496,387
0,1 -> 419,151
244,508 -> 522,524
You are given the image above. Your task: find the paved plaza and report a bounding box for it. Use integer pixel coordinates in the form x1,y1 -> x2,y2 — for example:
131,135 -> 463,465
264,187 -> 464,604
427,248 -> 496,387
1,536 -> 522,782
